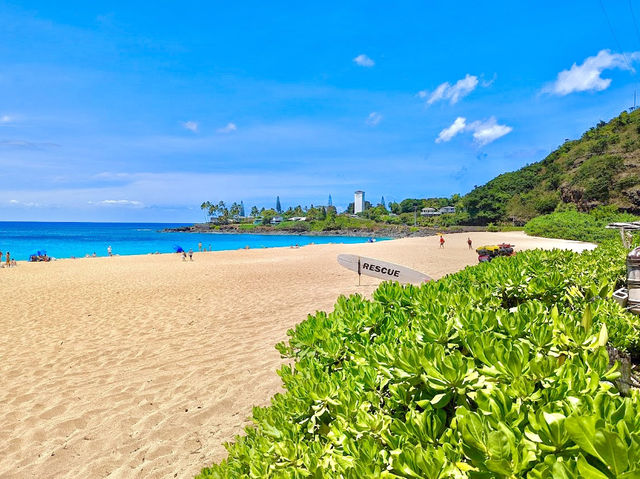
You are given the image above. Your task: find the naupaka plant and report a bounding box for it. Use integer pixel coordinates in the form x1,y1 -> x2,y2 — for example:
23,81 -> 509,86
198,241 -> 640,478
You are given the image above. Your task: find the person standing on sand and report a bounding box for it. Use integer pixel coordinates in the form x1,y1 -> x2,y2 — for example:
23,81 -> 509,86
6,252 -> 10,267
107,245 -> 112,256
467,237 -> 472,249
439,236 -> 445,248
188,249 -> 193,261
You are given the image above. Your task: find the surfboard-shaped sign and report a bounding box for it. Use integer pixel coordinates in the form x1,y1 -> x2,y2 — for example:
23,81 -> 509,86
337,254 -> 432,284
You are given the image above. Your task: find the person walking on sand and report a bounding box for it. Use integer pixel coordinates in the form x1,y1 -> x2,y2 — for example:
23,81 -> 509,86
6,252 -> 10,267
467,237 -> 473,249
188,248 -> 193,261
182,251 -> 187,261
439,236 -> 445,248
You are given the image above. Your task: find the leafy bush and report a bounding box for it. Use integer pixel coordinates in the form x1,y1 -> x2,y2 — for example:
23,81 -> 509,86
524,210 -> 639,243
197,242 -> 640,478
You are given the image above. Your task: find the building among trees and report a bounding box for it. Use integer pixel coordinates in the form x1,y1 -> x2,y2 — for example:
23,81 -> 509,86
354,190 -> 365,214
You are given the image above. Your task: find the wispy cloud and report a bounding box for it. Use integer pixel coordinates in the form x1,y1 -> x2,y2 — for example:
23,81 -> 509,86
353,54 -> 375,67
420,74 -> 479,105
436,117 -> 466,143
435,116 -> 512,146
545,49 -> 640,95
0,140 -> 60,150
366,112 -> 383,126
0,115 -> 14,124
481,73 -> 497,87
217,122 -> 237,133
94,199 -> 144,207
8,199 -> 40,207
182,120 -> 199,132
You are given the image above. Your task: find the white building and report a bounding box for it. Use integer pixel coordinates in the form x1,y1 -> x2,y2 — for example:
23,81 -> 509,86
439,206 -> 456,214
354,190 -> 365,214
421,207 -> 440,216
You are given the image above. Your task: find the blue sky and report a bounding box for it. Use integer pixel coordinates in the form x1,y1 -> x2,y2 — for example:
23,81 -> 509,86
1,1 -> 640,221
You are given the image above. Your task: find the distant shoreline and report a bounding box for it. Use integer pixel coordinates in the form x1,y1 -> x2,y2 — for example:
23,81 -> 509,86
162,223 -> 488,238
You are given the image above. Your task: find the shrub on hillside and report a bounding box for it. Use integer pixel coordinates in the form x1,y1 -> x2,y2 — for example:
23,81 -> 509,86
524,209 -> 638,243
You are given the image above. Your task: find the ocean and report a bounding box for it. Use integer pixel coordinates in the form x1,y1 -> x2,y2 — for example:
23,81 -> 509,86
0,222 -> 380,261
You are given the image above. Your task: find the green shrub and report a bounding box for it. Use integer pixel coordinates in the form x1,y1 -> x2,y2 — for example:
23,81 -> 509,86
197,242 -> 640,478
524,210 -> 638,243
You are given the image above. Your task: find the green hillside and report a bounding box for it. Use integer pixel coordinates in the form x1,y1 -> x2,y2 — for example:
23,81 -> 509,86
464,109 -> 640,224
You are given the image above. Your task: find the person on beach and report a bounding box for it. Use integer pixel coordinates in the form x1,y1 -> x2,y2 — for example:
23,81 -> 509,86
6,252 -> 10,267
182,251 -> 187,261
0,251 -> 3,266
198,242 -> 202,252
188,249 -> 193,261
467,237 -> 472,249
439,236 -> 445,248
107,245 -> 112,257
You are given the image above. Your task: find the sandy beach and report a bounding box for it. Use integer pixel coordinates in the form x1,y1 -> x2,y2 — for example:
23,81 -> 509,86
0,231 -> 595,478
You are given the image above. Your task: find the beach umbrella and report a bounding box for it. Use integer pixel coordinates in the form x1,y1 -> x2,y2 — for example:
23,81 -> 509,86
174,245 -> 184,253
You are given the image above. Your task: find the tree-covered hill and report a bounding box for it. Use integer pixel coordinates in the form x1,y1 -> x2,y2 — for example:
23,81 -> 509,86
464,109 -> 640,224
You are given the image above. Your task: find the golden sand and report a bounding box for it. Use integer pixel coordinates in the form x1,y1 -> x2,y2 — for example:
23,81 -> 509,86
0,231 -> 595,478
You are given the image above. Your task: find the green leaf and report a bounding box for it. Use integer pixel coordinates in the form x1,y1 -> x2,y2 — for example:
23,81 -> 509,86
577,454 -> 611,479
597,323 -> 608,347
566,416 -> 600,458
594,430 -> 629,476
582,304 -> 593,331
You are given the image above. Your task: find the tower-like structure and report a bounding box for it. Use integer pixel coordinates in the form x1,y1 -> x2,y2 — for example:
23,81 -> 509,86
328,194 -> 333,207
354,190 -> 365,214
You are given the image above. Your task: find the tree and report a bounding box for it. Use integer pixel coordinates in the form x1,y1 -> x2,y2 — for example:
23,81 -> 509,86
250,206 -> 259,217
261,208 -> 278,226
276,196 -> 282,213
200,201 -> 212,222
229,202 -> 242,220
240,201 -> 245,217
326,205 -> 337,221
328,194 -> 333,207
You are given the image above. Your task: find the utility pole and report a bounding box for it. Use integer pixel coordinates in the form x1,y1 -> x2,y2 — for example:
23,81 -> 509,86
414,206 -> 417,226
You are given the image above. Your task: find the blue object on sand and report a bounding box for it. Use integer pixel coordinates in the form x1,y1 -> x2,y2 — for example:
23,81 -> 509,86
174,245 -> 184,253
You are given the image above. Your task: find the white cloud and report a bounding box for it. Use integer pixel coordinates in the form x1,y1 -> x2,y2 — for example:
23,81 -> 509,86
0,115 -> 14,124
353,54 -> 375,67
546,49 -> 640,95
182,121 -> 199,132
423,74 -> 479,105
8,199 -> 40,207
468,117 -> 513,146
436,117 -> 467,143
96,199 -> 144,207
366,112 -> 383,126
217,122 -> 237,133
435,116 -> 512,145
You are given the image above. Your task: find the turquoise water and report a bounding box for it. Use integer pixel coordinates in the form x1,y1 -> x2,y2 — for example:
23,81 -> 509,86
0,222 -> 380,261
